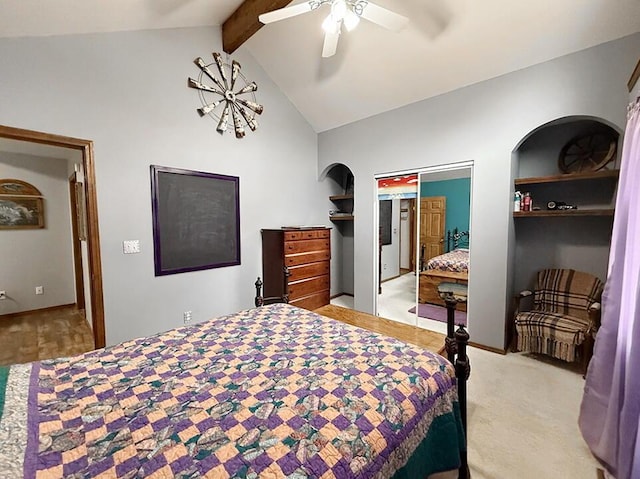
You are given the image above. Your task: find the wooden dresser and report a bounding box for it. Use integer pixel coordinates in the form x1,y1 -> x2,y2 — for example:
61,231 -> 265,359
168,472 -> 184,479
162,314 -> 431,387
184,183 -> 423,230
261,227 -> 331,310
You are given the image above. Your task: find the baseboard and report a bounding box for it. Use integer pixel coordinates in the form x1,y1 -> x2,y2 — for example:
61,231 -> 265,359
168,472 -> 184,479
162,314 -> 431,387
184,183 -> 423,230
469,341 -> 507,355
0,303 -> 77,319
330,292 -> 354,299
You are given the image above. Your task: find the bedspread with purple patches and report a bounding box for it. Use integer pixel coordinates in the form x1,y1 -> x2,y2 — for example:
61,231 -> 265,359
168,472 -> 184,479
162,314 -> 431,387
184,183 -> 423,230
0,303 -> 463,478
427,249 -> 469,274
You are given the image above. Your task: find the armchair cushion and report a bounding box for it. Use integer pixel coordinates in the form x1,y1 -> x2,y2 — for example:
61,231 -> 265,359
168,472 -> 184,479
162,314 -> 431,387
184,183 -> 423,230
515,311 -> 588,362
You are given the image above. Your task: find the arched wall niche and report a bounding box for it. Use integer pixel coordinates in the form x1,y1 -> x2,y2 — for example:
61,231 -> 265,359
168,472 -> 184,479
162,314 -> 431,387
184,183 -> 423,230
513,115 -> 623,177
322,163 -> 355,300
506,115 -> 621,348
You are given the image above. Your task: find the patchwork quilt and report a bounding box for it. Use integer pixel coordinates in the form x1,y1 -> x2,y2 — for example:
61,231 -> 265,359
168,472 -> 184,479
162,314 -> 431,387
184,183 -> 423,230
427,249 -> 469,274
0,303 -> 464,478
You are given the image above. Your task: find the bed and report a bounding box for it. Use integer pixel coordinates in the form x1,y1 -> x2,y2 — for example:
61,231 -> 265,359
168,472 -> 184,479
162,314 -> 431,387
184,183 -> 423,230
419,229 -> 469,312
0,301 -> 470,479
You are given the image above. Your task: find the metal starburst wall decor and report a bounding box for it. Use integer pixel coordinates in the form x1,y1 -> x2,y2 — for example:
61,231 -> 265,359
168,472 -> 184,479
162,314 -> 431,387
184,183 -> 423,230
188,52 -> 264,139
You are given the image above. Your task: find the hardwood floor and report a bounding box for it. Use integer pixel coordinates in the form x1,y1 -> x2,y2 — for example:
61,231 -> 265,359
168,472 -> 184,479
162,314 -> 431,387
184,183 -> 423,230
0,305 -> 94,366
0,303 -> 444,366
314,304 -> 446,355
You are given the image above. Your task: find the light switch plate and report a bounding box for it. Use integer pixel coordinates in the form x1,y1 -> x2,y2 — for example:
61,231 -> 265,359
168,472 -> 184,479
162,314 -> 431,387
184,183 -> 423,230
123,240 -> 141,254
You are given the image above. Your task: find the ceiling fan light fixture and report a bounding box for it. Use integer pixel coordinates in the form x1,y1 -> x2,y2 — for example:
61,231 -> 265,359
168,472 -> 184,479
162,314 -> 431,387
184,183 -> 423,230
322,14 -> 341,34
343,9 -> 360,31
331,0 -> 348,20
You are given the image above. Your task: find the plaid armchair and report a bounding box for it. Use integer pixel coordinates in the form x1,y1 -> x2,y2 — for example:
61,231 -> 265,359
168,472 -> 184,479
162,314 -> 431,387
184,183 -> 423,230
513,269 -> 603,372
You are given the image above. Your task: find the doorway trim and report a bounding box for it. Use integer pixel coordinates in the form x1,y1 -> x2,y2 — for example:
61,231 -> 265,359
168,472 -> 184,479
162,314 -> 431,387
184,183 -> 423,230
0,124 -> 106,348
69,172 -> 86,312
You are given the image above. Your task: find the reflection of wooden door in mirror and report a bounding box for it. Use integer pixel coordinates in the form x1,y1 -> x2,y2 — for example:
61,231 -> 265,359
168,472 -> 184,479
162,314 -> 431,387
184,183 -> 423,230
419,196 -> 446,270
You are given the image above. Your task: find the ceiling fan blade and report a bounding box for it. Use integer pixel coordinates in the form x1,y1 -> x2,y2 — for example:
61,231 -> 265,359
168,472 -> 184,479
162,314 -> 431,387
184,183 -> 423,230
360,1 -> 409,31
322,31 -> 340,58
259,2 -> 313,24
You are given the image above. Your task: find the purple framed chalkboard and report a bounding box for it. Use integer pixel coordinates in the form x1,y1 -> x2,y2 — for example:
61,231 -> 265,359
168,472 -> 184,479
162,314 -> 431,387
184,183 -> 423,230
150,165 -> 240,276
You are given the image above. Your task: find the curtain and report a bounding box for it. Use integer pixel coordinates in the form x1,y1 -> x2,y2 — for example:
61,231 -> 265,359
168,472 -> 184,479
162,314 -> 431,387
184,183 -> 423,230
579,98 -> 640,479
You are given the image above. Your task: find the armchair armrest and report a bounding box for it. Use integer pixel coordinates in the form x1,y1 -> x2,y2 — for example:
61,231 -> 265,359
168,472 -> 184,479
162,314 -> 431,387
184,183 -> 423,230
588,302 -> 601,312
514,290 -> 533,315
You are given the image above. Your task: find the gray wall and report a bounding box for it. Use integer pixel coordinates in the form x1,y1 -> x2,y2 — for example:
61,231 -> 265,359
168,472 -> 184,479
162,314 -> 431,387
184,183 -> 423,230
0,152 -> 75,313
0,27 -> 329,345
318,33 -> 640,350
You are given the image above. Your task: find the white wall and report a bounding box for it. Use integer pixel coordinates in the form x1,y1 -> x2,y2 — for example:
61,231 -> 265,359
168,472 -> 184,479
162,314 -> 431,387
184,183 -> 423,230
0,27 -> 329,345
318,33 -> 640,350
0,152 -> 75,313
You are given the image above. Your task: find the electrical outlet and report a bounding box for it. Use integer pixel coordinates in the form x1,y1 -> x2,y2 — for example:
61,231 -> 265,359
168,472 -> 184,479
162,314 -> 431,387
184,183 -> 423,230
35,286 -> 44,295
0,291 -> 6,300
183,311 -> 192,323
123,240 -> 141,254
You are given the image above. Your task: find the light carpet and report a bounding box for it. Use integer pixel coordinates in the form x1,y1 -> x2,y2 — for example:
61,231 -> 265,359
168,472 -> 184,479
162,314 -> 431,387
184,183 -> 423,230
467,348 -> 599,479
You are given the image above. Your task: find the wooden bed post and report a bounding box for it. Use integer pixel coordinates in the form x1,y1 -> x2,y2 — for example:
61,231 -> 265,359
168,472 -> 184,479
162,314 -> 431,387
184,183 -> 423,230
438,281 -> 471,479
255,267 -> 290,307
444,296 -> 458,364
254,277 -> 265,307
455,324 -> 471,479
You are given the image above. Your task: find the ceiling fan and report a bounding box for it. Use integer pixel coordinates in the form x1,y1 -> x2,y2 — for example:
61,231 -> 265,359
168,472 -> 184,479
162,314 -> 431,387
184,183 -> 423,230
259,0 -> 409,58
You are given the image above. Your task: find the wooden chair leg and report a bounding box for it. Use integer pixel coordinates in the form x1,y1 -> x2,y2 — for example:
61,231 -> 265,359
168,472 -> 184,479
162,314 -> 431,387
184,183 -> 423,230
581,334 -> 595,378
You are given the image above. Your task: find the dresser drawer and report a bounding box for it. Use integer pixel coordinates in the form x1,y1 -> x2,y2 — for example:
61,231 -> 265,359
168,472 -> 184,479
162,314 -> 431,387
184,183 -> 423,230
285,250 -> 330,266
288,261 -> 330,282
285,239 -> 330,254
290,290 -> 330,311
284,229 -> 330,242
288,275 -> 330,301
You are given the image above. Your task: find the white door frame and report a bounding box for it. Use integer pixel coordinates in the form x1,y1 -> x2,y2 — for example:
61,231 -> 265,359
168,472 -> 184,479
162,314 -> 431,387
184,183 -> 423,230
373,161 -> 474,321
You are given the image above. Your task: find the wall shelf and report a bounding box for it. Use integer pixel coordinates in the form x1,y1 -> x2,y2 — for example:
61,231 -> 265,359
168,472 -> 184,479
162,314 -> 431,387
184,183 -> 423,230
515,169 -> 619,186
329,194 -> 354,201
514,209 -> 614,218
330,193 -> 354,222
514,169 -> 618,218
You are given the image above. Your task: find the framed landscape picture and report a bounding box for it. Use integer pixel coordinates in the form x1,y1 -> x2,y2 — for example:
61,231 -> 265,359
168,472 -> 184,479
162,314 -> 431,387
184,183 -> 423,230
0,179 -> 45,230
0,195 -> 45,229
150,165 -> 241,276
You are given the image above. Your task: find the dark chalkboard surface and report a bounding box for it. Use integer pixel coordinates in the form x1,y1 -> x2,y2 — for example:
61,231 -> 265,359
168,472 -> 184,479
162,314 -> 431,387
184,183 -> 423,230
379,200 -> 392,246
151,165 -> 240,276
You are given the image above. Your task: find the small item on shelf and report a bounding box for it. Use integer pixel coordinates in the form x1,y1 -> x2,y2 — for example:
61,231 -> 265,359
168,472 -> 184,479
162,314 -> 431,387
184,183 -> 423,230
514,191 -> 522,212
547,201 -> 566,210
522,192 -> 532,212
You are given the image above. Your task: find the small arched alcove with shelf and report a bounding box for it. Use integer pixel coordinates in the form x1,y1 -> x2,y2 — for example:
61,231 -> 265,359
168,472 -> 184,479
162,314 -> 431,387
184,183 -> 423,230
322,163 -> 355,299
507,116 -> 622,346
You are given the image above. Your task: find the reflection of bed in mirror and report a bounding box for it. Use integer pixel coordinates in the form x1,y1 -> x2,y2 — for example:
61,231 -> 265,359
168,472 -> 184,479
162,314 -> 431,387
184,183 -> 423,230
419,229 -> 469,312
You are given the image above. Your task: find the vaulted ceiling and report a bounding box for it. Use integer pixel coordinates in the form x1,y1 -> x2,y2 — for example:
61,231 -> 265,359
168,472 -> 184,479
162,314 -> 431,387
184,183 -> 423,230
2,0 -> 640,132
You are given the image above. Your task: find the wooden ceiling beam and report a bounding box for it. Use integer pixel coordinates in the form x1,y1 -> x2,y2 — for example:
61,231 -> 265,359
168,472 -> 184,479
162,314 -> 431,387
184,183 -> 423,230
222,0 -> 293,54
